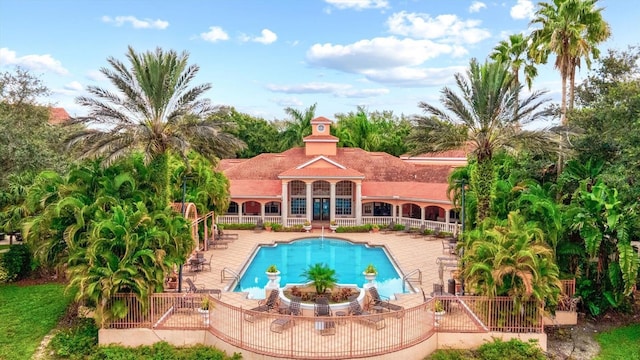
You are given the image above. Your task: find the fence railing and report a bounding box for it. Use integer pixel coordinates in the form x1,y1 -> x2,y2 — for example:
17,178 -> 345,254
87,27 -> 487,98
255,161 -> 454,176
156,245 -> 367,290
560,279 -> 576,298
106,293 -> 543,359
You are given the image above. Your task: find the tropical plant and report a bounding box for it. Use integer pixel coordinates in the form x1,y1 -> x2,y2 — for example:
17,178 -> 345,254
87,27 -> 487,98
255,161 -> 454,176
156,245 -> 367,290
278,103 -> 316,150
408,59 -> 557,223
490,33 -> 538,91
266,264 -> 278,273
301,263 -> 338,295
363,263 -> 377,275
434,299 -> 445,313
201,297 -> 210,310
462,212 -> 562,308
66,46 -> 243,207
530,0 -> 611,123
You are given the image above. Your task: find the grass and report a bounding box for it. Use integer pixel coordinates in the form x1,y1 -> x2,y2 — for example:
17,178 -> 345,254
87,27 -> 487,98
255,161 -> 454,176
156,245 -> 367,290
595,323 -> 640,360
0,283 -> 73,360
0,244 -> 10,250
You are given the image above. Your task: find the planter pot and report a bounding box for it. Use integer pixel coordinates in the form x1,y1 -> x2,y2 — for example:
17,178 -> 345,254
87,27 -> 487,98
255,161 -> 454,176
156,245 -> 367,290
363,272 -> 377,287
266,270 -> 281,287
372,228 -> 379,233
329,225 -> 338,232
303,225 -> 312,232
166,281 -> 178,290
434,310 -> 446,322
265,226 -> 272,232
198,308 -> 210,325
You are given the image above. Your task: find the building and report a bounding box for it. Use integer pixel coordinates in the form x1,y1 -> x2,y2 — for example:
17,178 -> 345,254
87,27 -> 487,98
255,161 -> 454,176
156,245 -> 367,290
218,117 -> 465,233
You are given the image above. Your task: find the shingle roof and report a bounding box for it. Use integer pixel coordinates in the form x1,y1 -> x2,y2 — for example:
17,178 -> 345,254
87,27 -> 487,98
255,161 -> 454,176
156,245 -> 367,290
49,107 -> 70,125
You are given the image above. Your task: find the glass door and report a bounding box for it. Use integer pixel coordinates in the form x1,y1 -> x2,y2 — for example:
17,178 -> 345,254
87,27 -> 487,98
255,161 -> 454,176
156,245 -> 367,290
313,198 -> 330,221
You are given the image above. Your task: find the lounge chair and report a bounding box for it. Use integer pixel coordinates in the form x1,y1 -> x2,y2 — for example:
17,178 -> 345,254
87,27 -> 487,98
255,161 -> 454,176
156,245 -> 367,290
348,300 -> 386,330
396,223 -> 411,236
216,228 -> 239,241
411,224 -> 426,238
314,302 -> 336,336
208,237 -> 231,249
185,278 -> 222,299
245,289 -> 280,322
381,221 -> 396,234
254,219 -> 264,233
368,287 -> 404,313
270,297 -> 301,333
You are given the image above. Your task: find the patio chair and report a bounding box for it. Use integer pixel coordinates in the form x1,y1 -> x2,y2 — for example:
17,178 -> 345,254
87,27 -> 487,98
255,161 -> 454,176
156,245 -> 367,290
208,237 -> 231,249
381,220 -> 395,234
314,302 -> 336,336
270,297 -> 301,333
348,300 -> 386,330
411,224 -> 426,238
368,287 -> 404,313
254,219 -> 264,233
216,228 -> 239,241
185,278 -> 222,299
172,292 -> 199,313
200,254 -> 213,271
442,238 -> 457,255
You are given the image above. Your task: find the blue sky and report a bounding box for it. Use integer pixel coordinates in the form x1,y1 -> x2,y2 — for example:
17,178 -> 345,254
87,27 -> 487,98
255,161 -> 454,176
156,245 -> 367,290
0,0 -> 635,122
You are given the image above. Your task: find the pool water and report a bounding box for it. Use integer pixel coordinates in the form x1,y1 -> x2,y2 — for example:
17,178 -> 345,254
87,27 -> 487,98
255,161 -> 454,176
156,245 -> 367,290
234,238 -> 407,299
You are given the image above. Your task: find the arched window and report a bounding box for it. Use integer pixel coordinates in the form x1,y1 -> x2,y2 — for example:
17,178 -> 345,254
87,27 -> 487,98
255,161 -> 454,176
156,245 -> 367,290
289,181 -> 306,215
227,201 -> 239,214
336,181 -> 353,215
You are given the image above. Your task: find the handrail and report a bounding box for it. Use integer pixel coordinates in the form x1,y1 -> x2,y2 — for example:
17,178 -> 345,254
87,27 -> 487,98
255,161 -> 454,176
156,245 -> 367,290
221,267 -> 240,289
402,268 -> 422,292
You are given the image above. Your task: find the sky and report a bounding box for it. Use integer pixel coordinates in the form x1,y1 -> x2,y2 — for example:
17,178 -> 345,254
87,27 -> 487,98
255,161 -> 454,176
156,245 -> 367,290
0,0 -> 636,123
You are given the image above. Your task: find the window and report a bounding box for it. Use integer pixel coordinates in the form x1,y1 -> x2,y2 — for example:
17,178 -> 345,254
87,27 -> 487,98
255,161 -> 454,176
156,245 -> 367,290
317,124 -> 325,132
313,181 -> 330,196
336,181 -> 352,196
265,202 -> 281,215
335,198 -> 352,215
227,202 -> 238,214
290,181 -> 306,196
290,198 -> 306,215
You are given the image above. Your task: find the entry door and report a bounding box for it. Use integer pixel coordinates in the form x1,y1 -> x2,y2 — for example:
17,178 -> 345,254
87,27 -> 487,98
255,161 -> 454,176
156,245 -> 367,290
313,198 -> 330,221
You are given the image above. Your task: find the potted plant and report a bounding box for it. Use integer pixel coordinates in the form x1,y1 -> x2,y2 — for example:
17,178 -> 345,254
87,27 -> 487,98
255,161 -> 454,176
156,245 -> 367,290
166,272 -> 178,290
303,220 -> 312,232
264,222 -> 272,232
363,263 -> 377,284
266,264 -> 280,285
371,224 -> 380,233
302,263 -> 337,296
433,299 -> 446,323
198,297 -> 211,325
329,220 -> 338,232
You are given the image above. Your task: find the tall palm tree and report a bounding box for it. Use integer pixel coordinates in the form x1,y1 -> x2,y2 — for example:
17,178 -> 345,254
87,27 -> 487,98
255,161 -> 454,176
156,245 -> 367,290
490,33 -> 538,91
408,59 -> 557,222
279,103 -> 317,150
335,106 -> 383,151
530,0 -> 611,124
67,46 -> 243,207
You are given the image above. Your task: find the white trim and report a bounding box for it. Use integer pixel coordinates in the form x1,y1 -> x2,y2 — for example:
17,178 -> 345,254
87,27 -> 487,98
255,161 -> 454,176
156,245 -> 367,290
279,175 -> 365,180
302,138 -> 339,143
362,196 -> 452,205
295,156 -> 346,170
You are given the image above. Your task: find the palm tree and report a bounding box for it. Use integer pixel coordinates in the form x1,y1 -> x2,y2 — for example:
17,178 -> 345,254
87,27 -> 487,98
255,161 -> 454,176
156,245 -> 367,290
530,0 -> 611,124
67,46 -> 243,207
490,33 -> 538,91
463,212 -> 562,307
279,103 -> 316,150
301,263 -> 338,295
408,59 -> 557,222
334,106 -> 383,151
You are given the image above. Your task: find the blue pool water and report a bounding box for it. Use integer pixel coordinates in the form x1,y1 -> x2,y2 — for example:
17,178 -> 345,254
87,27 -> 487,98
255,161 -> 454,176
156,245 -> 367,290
234,238 -> 407,299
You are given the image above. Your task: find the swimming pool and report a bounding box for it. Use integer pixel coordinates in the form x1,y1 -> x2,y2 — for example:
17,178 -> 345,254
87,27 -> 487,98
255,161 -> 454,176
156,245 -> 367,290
234,238 -> 407,299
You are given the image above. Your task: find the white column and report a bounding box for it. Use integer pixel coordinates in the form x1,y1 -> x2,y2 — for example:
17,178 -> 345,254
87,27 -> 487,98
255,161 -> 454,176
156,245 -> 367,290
445,209 -> 450,224
330,182 -> 336,221
281,182 -> 288,226
421,206 -> 426,224
392,202 -> 397,219
306,182 -> 312,222
238,202 -> 243,224
355,182 -> 362,225
260,202 -> 265,223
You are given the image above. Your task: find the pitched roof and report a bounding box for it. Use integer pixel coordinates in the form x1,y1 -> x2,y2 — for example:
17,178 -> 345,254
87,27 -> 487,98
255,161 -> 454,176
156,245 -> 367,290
49,107 -> 70,125
221,147 -> 454,183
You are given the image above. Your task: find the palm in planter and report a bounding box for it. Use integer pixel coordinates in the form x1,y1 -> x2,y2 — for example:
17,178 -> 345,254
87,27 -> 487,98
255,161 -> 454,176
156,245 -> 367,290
302,263 -> 337,296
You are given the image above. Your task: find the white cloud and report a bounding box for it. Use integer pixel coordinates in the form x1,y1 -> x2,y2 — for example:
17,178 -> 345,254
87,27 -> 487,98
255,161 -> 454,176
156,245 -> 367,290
53,81 -> 84,95
266,82 -> 389,98
86,70 -> 107,82
361,65 -> 466,87
510,0 -> 534,20
101,15 -> 169,29
0,48 -> 68,75
64,81 -> 83,91
200,26 -> 229,43
241,29 -> 278,44
266,82 -> 351,94
325,0 -> 389,10
306,37 -> 459,73
271,97 -> 304,107
386,11 -> 491,44
469,1 -> 487,13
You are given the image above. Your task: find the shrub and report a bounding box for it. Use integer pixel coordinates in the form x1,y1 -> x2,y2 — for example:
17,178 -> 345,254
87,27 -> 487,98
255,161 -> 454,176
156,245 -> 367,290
0,244 -> 32,282
220,223 -> 255,230
87,341 -> 242,359
335,225 -> 370,233
49,318 -> 99,360
475,338 -> 545,360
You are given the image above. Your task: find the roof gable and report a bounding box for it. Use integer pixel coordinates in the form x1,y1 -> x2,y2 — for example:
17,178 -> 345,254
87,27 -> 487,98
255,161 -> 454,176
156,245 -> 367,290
296,156 -> 345,170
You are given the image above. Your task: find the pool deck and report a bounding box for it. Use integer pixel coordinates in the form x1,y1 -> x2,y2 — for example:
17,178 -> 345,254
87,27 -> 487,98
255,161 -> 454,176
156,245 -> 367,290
180,229 -> 458,310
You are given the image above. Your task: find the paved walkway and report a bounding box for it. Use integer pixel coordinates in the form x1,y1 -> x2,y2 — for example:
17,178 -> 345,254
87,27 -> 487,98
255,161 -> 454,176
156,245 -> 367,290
179,229 -> 459,310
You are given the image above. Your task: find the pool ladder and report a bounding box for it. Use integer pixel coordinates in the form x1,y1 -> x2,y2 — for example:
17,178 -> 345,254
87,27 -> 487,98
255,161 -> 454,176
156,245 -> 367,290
402,268 -> 422,292
221,267 -> 241,289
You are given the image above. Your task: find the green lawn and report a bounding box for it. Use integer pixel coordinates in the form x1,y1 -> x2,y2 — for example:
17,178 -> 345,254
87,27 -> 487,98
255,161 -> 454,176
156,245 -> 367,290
0,283 -> 73,360
595,323 -> 640,360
